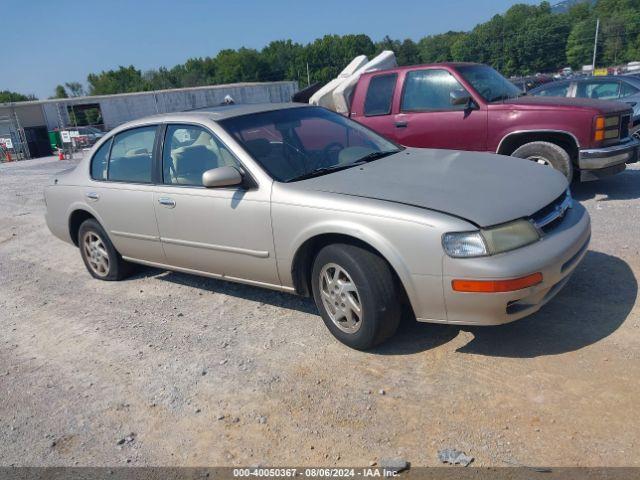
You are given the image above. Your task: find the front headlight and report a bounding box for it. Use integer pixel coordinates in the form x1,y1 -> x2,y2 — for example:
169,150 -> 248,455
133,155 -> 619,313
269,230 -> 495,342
443,219 -> 540,258
594,115 -> 620,141
442,231 -> 488,258
482,219 -> 540,254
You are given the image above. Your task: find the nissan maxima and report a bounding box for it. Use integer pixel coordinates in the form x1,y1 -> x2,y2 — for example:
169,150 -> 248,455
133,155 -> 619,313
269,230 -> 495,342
44,104 -> 591,349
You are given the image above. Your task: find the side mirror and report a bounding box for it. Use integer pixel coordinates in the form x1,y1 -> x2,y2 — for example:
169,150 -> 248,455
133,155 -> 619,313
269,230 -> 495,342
450,89 -> 472,106
202,166 -> 243,188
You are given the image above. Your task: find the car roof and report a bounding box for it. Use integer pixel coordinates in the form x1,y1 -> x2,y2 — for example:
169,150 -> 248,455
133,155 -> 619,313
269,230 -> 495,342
527,79 -> 571,93
109,102 -> 311,132
570,75 -> 640,84
191,102 -> 309,120
529,74 -> 640,93
171,102 -> 308,121
359,62 -> 482,77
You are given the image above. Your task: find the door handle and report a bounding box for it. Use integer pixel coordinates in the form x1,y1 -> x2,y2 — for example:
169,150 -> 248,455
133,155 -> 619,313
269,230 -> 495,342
158,197 -> 176,208
85,192 -> 99,201
394,121 -> 408,128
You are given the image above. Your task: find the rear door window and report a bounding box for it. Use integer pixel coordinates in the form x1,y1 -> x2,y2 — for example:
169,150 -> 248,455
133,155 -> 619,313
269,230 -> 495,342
401,69 -> 467,112
536,83 -> 570,97
108,126 -> 156,183
577,81 -> 620,100
364,73 -> 397,116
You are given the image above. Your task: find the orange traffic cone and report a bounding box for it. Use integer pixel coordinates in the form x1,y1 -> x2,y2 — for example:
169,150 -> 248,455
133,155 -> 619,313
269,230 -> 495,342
58,149 -> 64,160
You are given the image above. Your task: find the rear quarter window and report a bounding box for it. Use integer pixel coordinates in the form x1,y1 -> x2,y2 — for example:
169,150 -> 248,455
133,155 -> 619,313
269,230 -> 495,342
90,139 -> 112,180
620,81 -> 639,98
364,73 -> 397,116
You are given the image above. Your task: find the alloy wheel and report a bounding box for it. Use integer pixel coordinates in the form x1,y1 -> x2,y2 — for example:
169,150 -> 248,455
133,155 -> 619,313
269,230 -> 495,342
319,263 -> 363,333
83,232 -> 109,277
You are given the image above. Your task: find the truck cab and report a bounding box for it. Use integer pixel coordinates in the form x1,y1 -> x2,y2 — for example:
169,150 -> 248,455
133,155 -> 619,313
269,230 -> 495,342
349,62 -> 639,181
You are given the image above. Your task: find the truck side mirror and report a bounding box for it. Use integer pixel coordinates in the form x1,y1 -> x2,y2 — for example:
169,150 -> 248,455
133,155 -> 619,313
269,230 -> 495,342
450,89 -> 472,107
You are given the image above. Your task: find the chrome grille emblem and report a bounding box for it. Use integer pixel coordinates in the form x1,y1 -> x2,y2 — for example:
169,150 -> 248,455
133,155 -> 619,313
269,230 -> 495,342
531,190 -> 573,235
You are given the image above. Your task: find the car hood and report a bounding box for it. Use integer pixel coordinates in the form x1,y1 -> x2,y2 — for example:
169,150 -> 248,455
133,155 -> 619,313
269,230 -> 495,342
503,95 -> 631,115
295,148 -> 568,227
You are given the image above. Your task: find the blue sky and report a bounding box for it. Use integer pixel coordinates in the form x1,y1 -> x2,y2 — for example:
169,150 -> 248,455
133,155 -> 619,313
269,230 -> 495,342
2,0 -> 539,98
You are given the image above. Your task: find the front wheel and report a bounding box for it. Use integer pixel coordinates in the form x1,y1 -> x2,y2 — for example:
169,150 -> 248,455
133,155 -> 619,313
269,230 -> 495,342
511,141 -> 573,181
311,243 -> 401,350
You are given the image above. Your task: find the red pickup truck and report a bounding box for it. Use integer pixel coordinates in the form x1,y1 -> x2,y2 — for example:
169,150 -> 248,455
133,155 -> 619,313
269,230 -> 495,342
348,63 -> 639,181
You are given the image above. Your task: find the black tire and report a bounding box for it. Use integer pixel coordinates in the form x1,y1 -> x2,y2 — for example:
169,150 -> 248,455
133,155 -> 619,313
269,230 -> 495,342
311,243 -> 401,350
78,218 -> 133,281
511,141 -> 573,181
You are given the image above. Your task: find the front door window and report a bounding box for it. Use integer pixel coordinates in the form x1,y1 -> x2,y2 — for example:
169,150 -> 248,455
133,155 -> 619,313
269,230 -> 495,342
163,124 -> 241,186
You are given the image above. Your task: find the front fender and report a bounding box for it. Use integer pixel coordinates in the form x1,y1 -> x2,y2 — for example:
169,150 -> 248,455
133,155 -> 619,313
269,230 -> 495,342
288,219 -> 417,302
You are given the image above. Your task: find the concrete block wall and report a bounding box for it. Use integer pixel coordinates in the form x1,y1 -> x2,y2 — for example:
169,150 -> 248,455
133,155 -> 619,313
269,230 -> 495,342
40,81 -> 298,131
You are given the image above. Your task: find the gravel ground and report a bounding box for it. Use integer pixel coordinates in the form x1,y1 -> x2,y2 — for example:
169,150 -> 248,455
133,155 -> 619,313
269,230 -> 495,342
0,156 -> 639,467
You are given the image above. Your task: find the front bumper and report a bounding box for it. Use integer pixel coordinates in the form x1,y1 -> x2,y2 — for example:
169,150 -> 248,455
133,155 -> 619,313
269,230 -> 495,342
578,138 -> 639,181
433,203 -> 591,326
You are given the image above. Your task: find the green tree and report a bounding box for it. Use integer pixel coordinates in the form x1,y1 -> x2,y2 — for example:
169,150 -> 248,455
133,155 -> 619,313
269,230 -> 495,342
305,34 -> 376,84
262,40 -> 305,83
53,85 -> 68,98
567,19 -> 597,67
64,82 -> 85,97
143,67 -> 182,90
418,31 -> 467,63
374,37 -> 419,65
0,91 -> 36,103
213,48 -> 269,84
87,65 -> 146,95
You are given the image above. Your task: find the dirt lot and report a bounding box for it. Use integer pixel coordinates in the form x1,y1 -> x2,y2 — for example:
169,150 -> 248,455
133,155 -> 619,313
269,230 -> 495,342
0,156 -> 638,468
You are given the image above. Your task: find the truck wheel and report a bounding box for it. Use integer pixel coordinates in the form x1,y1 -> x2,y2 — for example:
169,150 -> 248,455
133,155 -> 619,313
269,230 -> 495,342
78,218 -> 133,281
511,141 -> 573,181
311,243 -> 401,350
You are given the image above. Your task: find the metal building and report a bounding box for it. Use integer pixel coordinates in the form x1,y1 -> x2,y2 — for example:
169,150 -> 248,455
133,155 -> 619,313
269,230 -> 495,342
0,81 -> 298,159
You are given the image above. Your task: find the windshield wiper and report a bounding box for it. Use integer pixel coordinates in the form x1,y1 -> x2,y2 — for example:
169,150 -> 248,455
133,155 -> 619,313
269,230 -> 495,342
286,150 -> 400,182
286,162 -> 366,182
353,149 -> 400,163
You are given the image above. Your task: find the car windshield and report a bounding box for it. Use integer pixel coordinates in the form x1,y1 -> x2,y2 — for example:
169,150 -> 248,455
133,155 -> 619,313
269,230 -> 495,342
458,65 -> 523,102
219,107 -> 402,182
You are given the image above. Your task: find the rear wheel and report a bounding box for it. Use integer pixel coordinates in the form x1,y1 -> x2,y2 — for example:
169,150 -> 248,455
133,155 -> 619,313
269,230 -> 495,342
511,141 -> 573,181
78,219 -> 133,281
311,243 -> 401,350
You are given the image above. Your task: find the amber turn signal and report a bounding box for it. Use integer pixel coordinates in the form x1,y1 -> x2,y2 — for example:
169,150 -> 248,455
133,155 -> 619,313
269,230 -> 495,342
452,272 -> 543,293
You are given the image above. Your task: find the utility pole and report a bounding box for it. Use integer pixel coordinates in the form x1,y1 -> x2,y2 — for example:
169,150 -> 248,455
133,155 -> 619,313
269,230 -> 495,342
306,62 -> 311,87
592,17 -> 600,75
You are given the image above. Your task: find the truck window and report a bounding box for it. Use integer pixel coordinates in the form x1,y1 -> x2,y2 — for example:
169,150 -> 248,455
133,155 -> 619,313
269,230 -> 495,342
401,70 -> 467,112
364,73 -> 397,116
